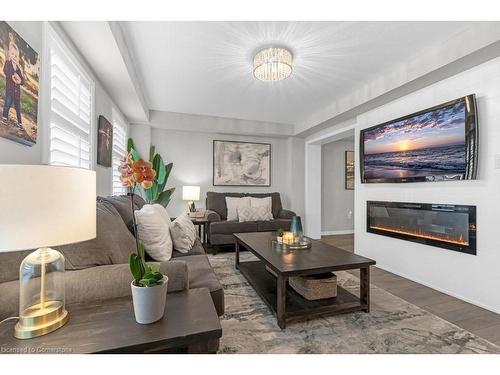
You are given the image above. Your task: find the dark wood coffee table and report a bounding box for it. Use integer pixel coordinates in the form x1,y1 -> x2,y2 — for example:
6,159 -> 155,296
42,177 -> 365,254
234,232 -> 376,329
0,288 -> 221,354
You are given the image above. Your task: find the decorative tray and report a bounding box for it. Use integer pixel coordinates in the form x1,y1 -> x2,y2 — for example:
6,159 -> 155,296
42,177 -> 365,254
271,236 -> 312,250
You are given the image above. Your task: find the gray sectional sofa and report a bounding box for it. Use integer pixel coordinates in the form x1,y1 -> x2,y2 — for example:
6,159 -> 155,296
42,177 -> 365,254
206,192 -> 295,247
0,195 -> 224,339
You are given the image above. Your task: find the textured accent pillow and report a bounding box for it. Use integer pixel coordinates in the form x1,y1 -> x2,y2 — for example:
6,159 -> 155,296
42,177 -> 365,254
226,196 -> 251,221
250,196 -> 273,219
170,213 -> 197,253
134,204 -> 173,261
238,206 -> 273,222
57,200 -> 135,270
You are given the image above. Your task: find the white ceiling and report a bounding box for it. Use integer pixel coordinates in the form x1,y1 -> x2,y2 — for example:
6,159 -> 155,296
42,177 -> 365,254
61,22 -> 149,122
121,21 -> 475,126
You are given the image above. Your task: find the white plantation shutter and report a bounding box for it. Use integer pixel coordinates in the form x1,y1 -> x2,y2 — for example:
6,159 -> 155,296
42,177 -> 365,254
112,108 -> 127,195
48,33 -> 94,169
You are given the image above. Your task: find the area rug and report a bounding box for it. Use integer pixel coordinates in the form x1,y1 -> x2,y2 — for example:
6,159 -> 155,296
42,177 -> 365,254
208,252 -> 500,354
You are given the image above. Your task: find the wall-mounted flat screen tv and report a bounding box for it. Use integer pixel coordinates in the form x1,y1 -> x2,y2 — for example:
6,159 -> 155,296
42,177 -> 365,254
360,94 -> 478,183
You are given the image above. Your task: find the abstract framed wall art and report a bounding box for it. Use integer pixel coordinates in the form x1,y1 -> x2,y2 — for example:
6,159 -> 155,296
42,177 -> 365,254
0,22 -> 40,146
97,115 -> 113,167
213,140 -> 271,186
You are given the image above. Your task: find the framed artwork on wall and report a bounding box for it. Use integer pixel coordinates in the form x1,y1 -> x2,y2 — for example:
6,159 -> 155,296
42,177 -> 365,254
97,115 -> 113,167
213,140 -> 271,186
0,21 -> 40,146
345,150 -> 354,190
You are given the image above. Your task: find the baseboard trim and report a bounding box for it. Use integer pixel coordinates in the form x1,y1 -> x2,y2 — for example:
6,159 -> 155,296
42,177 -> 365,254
372,262 -> 500,315
321,230 -> 354,236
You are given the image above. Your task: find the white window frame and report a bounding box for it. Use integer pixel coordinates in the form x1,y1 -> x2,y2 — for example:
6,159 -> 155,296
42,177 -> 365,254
111,107 -> 128,195
41,22 -> 95,169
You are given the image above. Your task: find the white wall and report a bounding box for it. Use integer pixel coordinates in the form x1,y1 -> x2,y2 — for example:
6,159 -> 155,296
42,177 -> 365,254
130,125 -> 300,218
321,139 -> 354,234
286,136 -> 305,218
0,22 -> 128,197
355,56 -> 500,313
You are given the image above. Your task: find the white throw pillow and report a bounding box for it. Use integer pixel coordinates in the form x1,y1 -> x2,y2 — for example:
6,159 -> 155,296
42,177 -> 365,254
225,196 -> 251,221
170,213 -> 197,253
250,197 -> 273,219
134,204 -> 173,261
238,206 -> 273,222
155,204 -> 172,226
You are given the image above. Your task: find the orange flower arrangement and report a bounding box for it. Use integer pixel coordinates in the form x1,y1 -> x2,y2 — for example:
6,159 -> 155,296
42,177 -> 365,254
119,154 -> 156,190
132,159 -> 156,189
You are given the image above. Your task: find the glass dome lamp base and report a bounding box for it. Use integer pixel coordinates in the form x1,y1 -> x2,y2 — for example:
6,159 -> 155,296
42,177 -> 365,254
15,301 -> 68,339
15,247 -> 68,339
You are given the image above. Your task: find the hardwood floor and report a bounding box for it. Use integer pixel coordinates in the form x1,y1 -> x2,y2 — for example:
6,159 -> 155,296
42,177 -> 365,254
321,234 -> 500,346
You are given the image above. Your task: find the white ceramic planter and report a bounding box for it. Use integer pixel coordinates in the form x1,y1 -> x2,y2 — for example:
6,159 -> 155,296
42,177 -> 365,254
131,276 -> 168,324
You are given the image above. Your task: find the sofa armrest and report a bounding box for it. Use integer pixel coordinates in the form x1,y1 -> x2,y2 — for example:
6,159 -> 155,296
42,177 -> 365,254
159,260 -> 189,292
0,260 -> 189,320
64,260 -> 188,304
206,209 -> 221,223
277,209 -> 296,219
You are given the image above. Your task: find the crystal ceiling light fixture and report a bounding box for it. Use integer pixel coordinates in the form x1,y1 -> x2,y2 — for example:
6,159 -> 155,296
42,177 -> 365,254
253,47 -> 293,82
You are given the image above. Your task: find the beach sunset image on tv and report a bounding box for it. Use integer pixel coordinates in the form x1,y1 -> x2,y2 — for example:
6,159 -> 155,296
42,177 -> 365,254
362,101 -> 467,181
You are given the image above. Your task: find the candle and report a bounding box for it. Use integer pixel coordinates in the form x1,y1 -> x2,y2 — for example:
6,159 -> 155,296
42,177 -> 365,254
283,231 -> 294,245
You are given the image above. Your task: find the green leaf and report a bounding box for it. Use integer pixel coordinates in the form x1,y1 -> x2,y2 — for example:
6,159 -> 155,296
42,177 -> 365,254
157,159 -> 166,185
149,145 -> 156,162
139,278 -> 154,287
146,262 -> 160,273
164,162 -> 173,181
145,185 -> 156,202
127,138 -> 135,153
130,148 -> 141,162
156,188 -> 175,207
152,272 -> 163,281
129,254 -> 142,282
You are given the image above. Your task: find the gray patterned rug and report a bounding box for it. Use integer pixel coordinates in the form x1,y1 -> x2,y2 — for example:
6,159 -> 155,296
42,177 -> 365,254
208,252 -> 500,354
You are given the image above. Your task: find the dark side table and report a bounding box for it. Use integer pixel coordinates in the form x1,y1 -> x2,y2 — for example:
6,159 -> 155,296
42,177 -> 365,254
191,217 -> 209,246
0,288 -> 221,354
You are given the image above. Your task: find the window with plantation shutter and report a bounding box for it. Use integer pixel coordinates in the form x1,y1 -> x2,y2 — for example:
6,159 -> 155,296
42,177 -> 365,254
112,108 -> 127,195
48,30 -> 94,169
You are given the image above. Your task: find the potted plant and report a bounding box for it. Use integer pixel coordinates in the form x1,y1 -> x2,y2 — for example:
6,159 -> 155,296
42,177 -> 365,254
119,153 -> 168,324
276,228 -> 284,244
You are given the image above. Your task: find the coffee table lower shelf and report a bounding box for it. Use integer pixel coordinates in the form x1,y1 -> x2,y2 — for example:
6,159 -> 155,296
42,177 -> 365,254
237,260 -> 368,328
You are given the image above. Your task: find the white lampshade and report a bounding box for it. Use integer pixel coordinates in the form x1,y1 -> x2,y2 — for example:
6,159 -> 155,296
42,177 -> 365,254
182,185 -> 200,201
0,165 -> 96,252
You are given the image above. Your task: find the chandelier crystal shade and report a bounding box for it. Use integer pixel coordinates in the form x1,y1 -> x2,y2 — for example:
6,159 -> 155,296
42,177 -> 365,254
253,47 -> 293,82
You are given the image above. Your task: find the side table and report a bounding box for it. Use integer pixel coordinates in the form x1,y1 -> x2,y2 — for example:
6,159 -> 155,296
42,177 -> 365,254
0,288 -> 221,354
190,217 -> 209,246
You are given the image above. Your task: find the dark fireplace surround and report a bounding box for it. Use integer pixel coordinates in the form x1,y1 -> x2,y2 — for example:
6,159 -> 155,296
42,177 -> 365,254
367,201 -> 477,255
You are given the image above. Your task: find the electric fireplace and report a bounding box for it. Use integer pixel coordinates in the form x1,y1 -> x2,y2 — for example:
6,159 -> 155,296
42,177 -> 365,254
367,201 -> 476,255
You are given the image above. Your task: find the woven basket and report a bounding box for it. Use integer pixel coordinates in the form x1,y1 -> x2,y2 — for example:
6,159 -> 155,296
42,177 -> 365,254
289,273 -> 337,300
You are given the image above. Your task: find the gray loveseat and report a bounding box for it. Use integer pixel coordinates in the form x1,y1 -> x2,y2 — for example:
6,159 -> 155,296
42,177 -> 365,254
206,192 -> 295,247
0,194 -> 224,351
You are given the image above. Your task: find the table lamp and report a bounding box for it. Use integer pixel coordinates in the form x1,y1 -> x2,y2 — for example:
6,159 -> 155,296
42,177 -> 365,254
182,185 -> 200,212
0,165 -> 96,339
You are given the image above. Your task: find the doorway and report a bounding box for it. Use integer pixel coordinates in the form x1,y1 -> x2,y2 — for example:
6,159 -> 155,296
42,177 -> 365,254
320,135 -> 355,252
304,121 -> 355,244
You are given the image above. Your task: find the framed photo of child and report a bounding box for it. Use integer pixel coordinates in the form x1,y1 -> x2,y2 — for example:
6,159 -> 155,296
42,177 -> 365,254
0,22 -> 40,146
